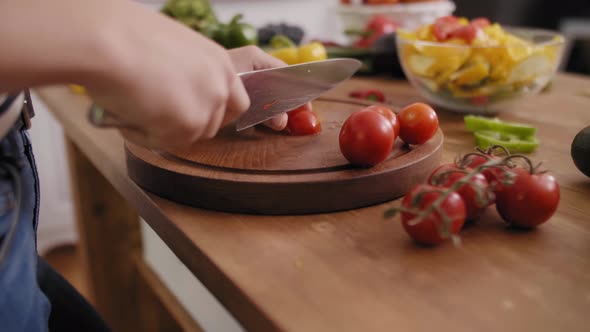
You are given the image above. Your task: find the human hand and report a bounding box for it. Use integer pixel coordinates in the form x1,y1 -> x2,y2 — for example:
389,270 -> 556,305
227,46 -> 289,131
80,1 -> 258,151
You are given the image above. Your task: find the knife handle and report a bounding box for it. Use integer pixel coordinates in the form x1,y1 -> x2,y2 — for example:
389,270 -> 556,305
88,104 -> 145,134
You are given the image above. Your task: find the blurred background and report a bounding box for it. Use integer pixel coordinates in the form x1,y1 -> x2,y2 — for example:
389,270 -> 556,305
37,1 -> 589,331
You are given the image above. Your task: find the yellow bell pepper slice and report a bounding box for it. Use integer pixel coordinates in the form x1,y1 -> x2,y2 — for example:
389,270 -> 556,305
269,47 -> 299,65
451,61 -> 490,86
70,85 -> 86,94
297,42 -> 327,63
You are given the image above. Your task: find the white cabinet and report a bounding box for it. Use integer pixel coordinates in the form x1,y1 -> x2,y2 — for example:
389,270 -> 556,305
29,93 -> 77,255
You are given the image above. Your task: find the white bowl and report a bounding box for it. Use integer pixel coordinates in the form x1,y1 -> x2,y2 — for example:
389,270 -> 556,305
337,1 -> 456,34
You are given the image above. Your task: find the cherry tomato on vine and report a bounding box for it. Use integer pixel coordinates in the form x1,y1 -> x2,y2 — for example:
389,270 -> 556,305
495,168 -> 560,228
397,102 -> 439,145
461,154 -> 508,189
401,184 -> 466,246
364,105 -> 400,139
339,109 -> 395,167
285,103 -> 321,136
428,163 -> 491,220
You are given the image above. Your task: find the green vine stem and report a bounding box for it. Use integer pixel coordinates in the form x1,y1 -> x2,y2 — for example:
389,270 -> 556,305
384,150 -> 535,242
429,168 -> 493,209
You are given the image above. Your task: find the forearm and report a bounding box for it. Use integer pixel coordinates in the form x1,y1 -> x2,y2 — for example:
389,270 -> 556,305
0,0 -> 129,93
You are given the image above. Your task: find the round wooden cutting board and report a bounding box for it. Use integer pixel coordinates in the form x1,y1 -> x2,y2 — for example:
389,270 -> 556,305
125,98 -> 443,215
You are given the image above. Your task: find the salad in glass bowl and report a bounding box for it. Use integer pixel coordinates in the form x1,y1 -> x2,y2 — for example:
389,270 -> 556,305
396,16 -> 565,113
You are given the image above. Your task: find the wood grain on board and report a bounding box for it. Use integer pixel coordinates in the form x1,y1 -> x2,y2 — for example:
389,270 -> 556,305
126,98 -> 443,214
37,73 -> 590,332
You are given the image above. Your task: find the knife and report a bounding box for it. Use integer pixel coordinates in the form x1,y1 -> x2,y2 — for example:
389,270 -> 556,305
235,58 -> 362,131
87,58 -> 361,132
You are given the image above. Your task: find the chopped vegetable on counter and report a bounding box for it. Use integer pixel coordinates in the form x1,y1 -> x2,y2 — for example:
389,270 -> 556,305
464,115 -> 539,153
474,130 -> 539,153
349,89 -> 386,102
464,115 -> 536,137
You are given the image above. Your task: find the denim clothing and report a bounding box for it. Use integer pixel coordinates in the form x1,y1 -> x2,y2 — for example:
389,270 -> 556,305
0,127 -> 50,331
0,123 -> 112,332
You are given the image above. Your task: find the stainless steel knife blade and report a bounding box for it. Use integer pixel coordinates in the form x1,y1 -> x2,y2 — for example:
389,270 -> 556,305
235,58 -> 362,131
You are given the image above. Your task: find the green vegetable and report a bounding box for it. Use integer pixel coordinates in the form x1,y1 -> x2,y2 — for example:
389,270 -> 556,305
464,115 -> 537,137
270,35 -> 296,49
212,14 -> 257,49
474,130 -> 539,153
161,0 -> 218,35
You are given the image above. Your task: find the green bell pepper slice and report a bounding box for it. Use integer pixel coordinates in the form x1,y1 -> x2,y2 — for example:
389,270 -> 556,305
474,130 -> 539,153
464,115 -> 537,137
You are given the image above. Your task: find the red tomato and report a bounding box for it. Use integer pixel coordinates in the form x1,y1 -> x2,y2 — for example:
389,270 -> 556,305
471,17 -> 491,29
339,109 -> 395,167
470,95 -> 490,106
495,168 -> 560,228
428,164 -> 491,220
461,154 -> 508,190
401,184 -> 466,246
288,103 -> 312,116
285,109 -> 321,136
397,102 -> 439,145
461,153 -> 490,169
364,105 -> 400,138
449,24 -> 478,44
432,16 -> 461,41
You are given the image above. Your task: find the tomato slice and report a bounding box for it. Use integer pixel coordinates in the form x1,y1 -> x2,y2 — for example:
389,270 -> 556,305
471,17 -> 491,29
432,16 -> 461,41
285,104 -> 321,136
288,103 -> 312,116
448,24 -> 478,44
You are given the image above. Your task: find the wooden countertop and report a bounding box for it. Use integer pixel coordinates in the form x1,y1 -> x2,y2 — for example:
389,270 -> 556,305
37,73 -> 590,332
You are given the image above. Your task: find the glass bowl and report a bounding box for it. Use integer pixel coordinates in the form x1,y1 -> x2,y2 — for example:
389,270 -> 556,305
396,27 -> 565,114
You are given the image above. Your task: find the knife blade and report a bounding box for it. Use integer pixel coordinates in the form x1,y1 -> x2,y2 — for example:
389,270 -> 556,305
235,58 -> 362,131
